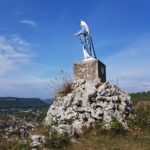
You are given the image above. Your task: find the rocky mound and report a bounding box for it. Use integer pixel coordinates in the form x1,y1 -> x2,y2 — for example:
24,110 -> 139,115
45,79 -> 132,136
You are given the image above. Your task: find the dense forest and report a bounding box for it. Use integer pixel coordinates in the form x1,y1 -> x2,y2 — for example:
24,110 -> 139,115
0,97 -> 49,109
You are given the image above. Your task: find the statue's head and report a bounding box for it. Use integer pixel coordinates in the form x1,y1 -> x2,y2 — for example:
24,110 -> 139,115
80,20 -> 87,27
80,20 -> 90,34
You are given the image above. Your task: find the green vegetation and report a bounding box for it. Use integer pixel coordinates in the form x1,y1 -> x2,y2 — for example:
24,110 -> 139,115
34,123 -> 71,149
0,140 -> 31,150
71,130 -> 150,150
129,92 -> 150,131
15,108 -> 48,123
44,132 -> 71,149
0,97 -> 49,109
110,117 -> 126,136
128,102 -> 150,131
130,91 -> 150,103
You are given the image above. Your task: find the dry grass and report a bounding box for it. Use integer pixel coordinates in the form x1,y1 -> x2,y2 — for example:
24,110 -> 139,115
48,70 -> 73,98
71,134 -> 150,150
34,124 -> 50,136
69,124 -> 150,150
55,81 -> 73,98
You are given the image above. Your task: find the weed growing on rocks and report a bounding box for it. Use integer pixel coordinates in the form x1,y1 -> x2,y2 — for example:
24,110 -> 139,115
48,70 -> 73,98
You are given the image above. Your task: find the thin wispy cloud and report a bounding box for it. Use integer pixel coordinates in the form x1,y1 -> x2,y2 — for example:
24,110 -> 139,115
0,34 -> 51,98
105,34 -> 150,92
142,83 -> 150,90
0,35 -> 33,77
20,20 -> 37,28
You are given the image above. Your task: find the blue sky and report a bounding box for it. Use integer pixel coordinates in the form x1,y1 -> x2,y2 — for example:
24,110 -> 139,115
0,0 -> 150,98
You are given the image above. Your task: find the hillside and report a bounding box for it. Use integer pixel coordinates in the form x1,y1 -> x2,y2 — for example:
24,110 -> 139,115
43,99 -> 54,105
130,91 -> 150,103
0,97 -> 49,109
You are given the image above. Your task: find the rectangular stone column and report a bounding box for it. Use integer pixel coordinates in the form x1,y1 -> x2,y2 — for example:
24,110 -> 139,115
73,59 -> 106,82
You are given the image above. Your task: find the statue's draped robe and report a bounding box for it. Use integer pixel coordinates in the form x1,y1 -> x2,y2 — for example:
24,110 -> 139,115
75,23 -> 96,59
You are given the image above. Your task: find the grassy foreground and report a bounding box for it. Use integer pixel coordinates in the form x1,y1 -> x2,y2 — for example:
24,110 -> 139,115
70,125 -> 150,150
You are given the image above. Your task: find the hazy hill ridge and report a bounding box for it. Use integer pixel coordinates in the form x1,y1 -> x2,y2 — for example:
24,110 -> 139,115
0,97 -> 49,109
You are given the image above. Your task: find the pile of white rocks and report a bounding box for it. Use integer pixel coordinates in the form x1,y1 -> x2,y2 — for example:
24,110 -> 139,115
45,79 -> 132,136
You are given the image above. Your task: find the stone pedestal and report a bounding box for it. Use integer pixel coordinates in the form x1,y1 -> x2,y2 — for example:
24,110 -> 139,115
73,59 -> 106,82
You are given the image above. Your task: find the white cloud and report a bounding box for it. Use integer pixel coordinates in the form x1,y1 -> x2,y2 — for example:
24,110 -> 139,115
0,35 -> 51,98
105,34 -> 150,92
0,35 -> 33,77
20,20 -> 37,28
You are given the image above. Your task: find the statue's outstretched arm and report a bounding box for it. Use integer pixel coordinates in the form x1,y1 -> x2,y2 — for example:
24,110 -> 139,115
75,28 -> 84,36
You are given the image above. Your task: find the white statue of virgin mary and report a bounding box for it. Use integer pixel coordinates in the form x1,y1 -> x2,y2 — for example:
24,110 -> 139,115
75,20 -> 97,61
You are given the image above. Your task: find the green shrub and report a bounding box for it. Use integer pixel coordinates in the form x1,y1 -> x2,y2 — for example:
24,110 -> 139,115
34,124 -> 50,136
34,122 -> 71,149
44,133 -> 71,149
110,118 -> 126,136
130,92 -> 150,104
129,101 -> 150,130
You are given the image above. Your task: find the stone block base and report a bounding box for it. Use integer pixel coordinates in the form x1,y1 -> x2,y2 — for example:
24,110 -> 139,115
73,59 -> 106,82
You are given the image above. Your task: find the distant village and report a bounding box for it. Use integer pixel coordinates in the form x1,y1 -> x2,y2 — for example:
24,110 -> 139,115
0,109 -> 41,141
0,97 -> 51,145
